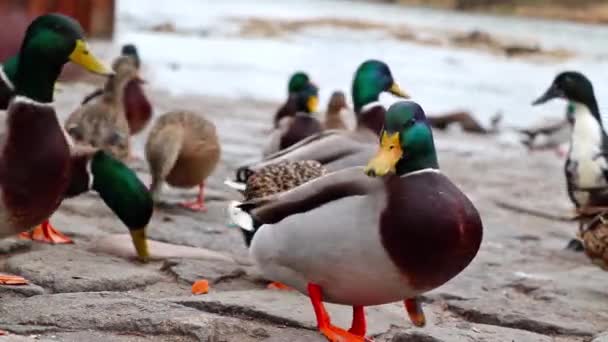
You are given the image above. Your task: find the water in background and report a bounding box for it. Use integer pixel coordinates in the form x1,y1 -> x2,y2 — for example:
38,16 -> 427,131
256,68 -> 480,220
116,0 -> 608,126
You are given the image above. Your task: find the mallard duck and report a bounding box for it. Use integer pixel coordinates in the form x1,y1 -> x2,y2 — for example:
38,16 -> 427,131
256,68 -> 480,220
0,13 -> 113,284
231,101 -> 483,341
323,90 -> 349,130
236,59 -> 409,179
533,72 -> 608,251
264,83 -> 322,156
274,71 -> 312,128
228,160 -> 327,246
146,110 -> 220,211
65,56 -> 137,161
81,44 -> 151,136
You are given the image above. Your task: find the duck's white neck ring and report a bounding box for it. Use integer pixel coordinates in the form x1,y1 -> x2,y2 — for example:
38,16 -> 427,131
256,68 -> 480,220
400,168 -> 440,178
0,69 -> 13,90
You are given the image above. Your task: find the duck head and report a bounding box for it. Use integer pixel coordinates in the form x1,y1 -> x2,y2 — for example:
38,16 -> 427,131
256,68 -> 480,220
327,90 -> 348,113
352,60 -> 409,114
533,71 -> 600,122
365,101 -> 438,177
288,71 -> 311,94
294,82 -> 319,114
15,13 -> 110,102
121,43 -> 140,69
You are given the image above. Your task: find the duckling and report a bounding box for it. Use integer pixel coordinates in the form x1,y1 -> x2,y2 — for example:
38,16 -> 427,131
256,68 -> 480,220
274,71 -> 312,128
146,110 -> 220,212
65,56 -> 137,161
533,71 -> 608,251
231,101 -> 482,341
323,91 -> 349,130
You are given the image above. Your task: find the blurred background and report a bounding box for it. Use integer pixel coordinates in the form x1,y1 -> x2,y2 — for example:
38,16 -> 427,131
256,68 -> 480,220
0,0 -> 606,128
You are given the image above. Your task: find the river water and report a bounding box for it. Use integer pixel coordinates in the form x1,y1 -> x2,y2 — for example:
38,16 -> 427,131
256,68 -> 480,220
116,0 -> 608,126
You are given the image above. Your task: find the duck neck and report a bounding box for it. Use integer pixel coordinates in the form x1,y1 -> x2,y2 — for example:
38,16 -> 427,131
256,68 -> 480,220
573,98 -> 602,128
356,102 -> 385,136
396,141 -> 439,175
14,50 -> 61,103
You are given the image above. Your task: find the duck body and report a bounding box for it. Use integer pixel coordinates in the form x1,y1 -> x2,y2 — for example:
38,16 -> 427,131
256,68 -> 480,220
279,113 -> 322,150
323,91 -> 348,130
0,98 -> 70,236
565,101 -> 608,207
123,78 -> 152,135
146,110 -> 220,211
250,167 -> 482,305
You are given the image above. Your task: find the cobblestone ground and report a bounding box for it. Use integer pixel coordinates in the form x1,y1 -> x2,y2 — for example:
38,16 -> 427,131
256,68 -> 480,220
0,82 -> 607,342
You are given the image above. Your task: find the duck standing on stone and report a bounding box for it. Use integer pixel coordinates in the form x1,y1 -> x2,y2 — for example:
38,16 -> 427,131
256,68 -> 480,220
323,90 -> 349,130
232,101 -> 483,341
533,71 -> 608,251
236,59 -> 409,179
273,71 -> 314,128
264,83 -> 322,156
146,110 -> 220,212
0,14 -> 154,284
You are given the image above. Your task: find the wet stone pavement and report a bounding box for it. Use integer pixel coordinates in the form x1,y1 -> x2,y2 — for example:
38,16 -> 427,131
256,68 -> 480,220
0,83 -> 607,342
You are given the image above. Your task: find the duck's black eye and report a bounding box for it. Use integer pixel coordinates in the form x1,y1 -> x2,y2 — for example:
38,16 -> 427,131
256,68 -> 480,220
405,118 -> 416,128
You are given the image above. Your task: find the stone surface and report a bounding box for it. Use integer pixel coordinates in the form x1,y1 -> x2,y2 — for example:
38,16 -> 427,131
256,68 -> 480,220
0,238 -> 32,254
164,258 -> 263,291
388,323 -> 555,342
5,247 -> 163,293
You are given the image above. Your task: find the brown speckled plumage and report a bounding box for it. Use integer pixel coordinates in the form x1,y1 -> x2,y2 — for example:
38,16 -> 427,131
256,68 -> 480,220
244,160 -> 327,200
581,213 -> 608,270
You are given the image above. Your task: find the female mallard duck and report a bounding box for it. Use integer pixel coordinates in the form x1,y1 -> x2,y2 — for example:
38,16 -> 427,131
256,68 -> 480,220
228,160 -> 327,246
231,101 -> 483,341
323,90 -> 349,130
236,59 -> 409,179
81,44 -> 152,137
146,110 -> 220,212
65,56 -> 138,161
533,72 -> 608,251
274,71 -> 313,128
264,83 -> 322,156
0,13 -> 135,284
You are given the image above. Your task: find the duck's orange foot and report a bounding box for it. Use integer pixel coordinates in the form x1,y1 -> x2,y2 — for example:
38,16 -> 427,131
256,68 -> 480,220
19,221 -> 73,244
179,200 -> 208,212
405,297 -> 426,327
0,329 -> 7,335
320,325 -> 372,342
0,273 -> 28,285
267,281 -> 293,291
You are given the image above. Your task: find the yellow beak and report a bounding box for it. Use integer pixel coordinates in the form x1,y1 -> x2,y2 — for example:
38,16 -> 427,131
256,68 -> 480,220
129,227 -> 150,262
69,40 -> 111,75
389,82 -> 410,99
364,131 -> 403,177
307,95 -> 319,113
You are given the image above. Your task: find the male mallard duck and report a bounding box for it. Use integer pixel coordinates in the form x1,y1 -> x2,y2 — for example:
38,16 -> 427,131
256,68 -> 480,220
231,101 -> 483,341
274,71 -> 313,128
264,83 -> 322,156
236,59 -> 409,179
0,13 -> 115,283
533,71 -> 608,251
81,44 -> 151,136
146,110 -> 220,211
65,56 -> 137,161
323,90 -> 349,130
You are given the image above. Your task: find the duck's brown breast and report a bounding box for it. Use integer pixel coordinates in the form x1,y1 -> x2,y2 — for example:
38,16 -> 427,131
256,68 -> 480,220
123,80 -> 152,135
0,101 -> 70,230
379,171 -> 483,292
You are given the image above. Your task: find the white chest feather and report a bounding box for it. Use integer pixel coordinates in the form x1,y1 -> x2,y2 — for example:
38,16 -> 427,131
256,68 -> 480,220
569,102 -> 607,189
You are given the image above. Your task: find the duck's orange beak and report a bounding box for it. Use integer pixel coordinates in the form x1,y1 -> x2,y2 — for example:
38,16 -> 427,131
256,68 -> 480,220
364,131 -> 403,177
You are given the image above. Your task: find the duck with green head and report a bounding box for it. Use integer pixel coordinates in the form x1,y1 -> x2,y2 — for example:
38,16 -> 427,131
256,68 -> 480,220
0,14 -> 153,284
231,101 -> 483,341
273,71 -> 314,128
232,59 -> 409,184
264,82 -> 322,156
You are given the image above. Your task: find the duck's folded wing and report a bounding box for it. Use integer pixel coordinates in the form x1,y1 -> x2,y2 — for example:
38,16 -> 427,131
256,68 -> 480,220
252,131 -> 361,171
240,166 -> 380,224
